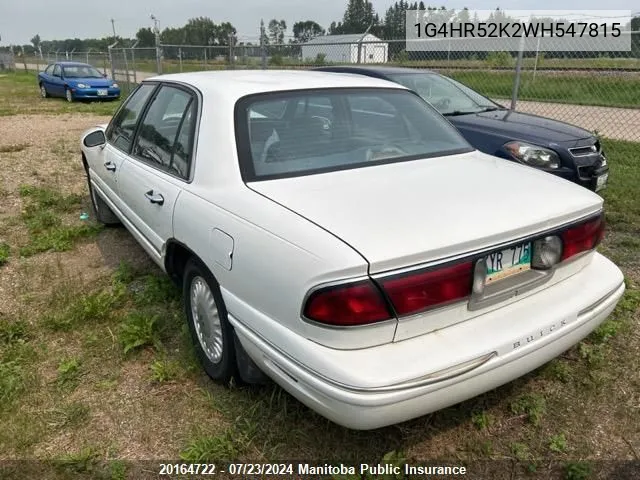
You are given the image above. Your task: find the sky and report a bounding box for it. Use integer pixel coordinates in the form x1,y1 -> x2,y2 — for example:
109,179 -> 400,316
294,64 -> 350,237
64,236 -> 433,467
0,0 -> 638,45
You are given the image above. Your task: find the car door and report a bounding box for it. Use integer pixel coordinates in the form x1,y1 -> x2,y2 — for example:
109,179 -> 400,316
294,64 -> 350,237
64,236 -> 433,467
91,83 -> 157,212
50,64 -> 64,96
117,84 -> 198,257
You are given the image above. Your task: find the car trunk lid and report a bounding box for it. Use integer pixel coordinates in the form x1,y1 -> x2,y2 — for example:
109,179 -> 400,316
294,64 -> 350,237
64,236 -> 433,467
248,150 -> 603,274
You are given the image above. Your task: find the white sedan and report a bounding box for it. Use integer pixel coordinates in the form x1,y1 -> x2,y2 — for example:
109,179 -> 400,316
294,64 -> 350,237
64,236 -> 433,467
80,70 -> 625,430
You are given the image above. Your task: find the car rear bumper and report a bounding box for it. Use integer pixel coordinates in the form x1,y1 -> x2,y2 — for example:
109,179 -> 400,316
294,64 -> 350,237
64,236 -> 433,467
227,252 -> 624,430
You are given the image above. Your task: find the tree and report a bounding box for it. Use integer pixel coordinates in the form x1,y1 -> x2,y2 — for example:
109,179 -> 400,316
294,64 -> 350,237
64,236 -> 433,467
30,34 -> 41,50
333,0 -> 380,34
268,19 -> 287,44
292,20 -> 325,43
135,27 -> 155,47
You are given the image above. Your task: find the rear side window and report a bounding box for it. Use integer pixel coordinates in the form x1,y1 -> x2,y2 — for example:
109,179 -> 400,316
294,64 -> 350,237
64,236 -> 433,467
236,88 -> 472,181
106,83 -> 156,153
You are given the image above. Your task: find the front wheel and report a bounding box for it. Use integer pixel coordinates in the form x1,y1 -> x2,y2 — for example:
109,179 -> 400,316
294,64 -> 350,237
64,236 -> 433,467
65,88 -> 73,103
183,259 -> 237,384
86,170 -> 120,226
40,83 -> 48,98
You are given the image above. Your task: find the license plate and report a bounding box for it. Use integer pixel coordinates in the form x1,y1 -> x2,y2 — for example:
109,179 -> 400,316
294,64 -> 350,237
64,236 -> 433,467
595,173 -> 608,192
97,89 -> 108,96
484,242 -> 532,283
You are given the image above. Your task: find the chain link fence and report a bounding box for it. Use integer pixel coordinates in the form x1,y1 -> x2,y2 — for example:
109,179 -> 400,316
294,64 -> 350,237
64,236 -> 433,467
22,32 -> 640,142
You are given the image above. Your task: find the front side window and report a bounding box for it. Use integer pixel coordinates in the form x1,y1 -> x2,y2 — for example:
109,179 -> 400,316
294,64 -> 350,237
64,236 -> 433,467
44,64 -> 54,75
106,83 -> 156,153
236,88 -> 472,181
132,85 -> 196,179
52,64 -> 61,77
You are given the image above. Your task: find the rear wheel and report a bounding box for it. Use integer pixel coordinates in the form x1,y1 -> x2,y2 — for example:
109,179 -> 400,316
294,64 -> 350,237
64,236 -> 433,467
40,83 -> 48,98
65,88 -> 73,103
183,259 -> 237,384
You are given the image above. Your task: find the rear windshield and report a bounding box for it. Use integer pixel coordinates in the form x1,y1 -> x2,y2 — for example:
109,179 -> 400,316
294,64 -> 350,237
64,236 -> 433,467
235,88 -> 473,181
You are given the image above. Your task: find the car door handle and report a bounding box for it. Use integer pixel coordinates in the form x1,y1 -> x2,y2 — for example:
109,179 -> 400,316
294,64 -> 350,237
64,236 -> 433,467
104,161 -> 116,172
144,190 -> 164,206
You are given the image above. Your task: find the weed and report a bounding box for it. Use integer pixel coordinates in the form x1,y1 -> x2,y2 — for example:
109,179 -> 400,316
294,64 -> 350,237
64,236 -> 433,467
150,359 -> 181,383
43,289 -> 121,331
119,313 -> 161,354
510,442 -> 532,461
0,143 -> 29,153
108,460 -> 127,480
578,343 -> 605,368
112,260 -> 137,286
471,411 -> 493,430
564,461 -> 591,480
511,394 -> 546,426
0,242 -> 9,266
20,224 -> 103,257
56,357 -> 82,390
0,320 -> 29,345
549,433 -> 568,453
48,402 -> 90,429
180,428 -> 242,462
0,360 -> 24,407
57,447 -> 99,474
134,274 -> 181,306
543,360 -> 572,383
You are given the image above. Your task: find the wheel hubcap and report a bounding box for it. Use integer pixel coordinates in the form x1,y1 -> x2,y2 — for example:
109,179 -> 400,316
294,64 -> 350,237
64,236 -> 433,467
190,276 -> 223,364
66,90 -> 72,102
41,86 -> 46,97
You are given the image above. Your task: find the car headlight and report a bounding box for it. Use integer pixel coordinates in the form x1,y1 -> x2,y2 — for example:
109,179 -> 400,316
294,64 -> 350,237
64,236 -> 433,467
504,141 -> 561,169
76,83 -> 90,89
111,83 -> 119,89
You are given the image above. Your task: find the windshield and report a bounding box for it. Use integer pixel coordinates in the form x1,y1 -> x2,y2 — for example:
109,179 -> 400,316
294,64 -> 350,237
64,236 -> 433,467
236,88 -> 473,181
388,73 -> 502,116
62,65 -> 104,78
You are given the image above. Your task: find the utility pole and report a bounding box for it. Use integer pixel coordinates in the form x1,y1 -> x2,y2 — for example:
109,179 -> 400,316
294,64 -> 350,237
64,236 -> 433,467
151,14 -> 162,74
111,18 -> 117,39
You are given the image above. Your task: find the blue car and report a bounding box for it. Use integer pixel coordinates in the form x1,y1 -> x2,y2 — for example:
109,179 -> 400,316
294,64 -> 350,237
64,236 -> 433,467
38,62 -> 120,103
314,66 -> 609,192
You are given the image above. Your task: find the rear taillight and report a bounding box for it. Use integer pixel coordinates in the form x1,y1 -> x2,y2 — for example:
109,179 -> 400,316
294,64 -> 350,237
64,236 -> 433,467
379,261 -> 473,316
561,213 -> 605,261
303,280 -> 392,326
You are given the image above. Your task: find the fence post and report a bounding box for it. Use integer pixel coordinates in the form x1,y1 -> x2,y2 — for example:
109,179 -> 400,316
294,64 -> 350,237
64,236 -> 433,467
179,47 -> 183,72
108,41 -> 118,81
510,35 -> 525,111
130,41 -> 139,84
203,47 -> 207,70
228,34 -> 235,69
122,47 -> 131,93
260,19 -> 267,69
20,46 -> 27,72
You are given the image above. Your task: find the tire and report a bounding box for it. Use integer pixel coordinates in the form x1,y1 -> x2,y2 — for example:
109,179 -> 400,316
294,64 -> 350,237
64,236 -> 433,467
65,88 -> 73,103
183,258 -> 237,384
86,170 -> 121,226
39,83 -> 49,98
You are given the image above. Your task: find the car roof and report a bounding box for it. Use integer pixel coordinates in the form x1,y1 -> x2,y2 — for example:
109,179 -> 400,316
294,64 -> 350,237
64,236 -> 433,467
143,70 -> 408,100
313,65 -> 436,78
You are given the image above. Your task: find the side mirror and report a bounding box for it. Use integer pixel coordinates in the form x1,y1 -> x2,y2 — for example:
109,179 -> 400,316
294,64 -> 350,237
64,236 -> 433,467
83,130 -> 106,148
103,73 -> 108,78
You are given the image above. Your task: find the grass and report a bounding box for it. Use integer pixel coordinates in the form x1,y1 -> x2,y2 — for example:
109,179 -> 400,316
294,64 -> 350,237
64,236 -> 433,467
0,92 -> 638,476
0,71 -> 123,116
0,143 -> 29,153
447,70 -> 640,108
0,242 -> 10,266
17,185 -> 103,257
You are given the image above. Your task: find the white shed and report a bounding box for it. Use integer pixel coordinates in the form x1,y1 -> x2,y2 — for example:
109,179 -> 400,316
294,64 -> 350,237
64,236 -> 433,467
301,34 -> 388,64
